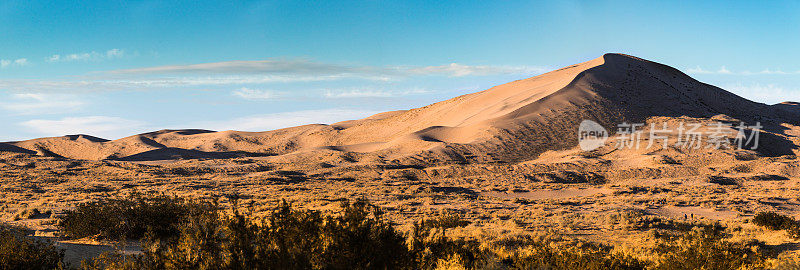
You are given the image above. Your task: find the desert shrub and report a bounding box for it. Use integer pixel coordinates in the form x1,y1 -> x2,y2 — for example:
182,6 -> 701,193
753,212 -> 800,239
15,208 -> 50,220
773,255 -> 800,270
86,198 -> 411,269
487,235 -> 648,270
243,199 -> 324,269
409,213 -> 480,269
58,192 -> 217,240
82,252 -> 142,270
629,215 -> 722,233
730,164 -> 752,173
128,201 -> 228,270
706,176 -> 740,186
529,171 -> 607,184
78,196 -> 775,270
0,224 -> 65,270
482,220 -> 771,270
753,212 -> 797,230
652,226 -> 768,270
511,245 -> 645,269
426,212 -> 471,229
317,199 -> 410,269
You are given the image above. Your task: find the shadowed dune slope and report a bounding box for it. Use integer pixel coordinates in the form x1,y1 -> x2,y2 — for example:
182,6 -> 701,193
4,54 -> 798,162
0,143 -> 36,155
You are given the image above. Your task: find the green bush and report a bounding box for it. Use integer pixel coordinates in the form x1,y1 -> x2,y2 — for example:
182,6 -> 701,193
0,224 -> 65,270
58,192 -> 217,240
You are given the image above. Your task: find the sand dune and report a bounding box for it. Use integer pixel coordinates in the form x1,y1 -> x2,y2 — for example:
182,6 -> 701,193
0,143 -> 36,155
6,53 -> 800,265
4,54 -> 798,162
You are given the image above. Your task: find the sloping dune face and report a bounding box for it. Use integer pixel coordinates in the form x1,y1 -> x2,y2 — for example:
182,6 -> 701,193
5,54 -> 797,162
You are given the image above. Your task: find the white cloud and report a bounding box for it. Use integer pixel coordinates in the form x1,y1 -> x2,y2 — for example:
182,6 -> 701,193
231,87 -> 430,100
105,48 -> 124,59
196,109 -> 380,132
47,49 -> 126,63
323,88 -> 429,98
406,63 -> 546,77
109,59 -> 357,75
66,53 -> 92,61
0,58 -> 29,68
686,66 -> 800,75
686,66 -> 734,75
232,87 -> 276,100
107,59 -> 545,78
324,90 -> 394,98
686,66 -> 712,74
0,93 -> 85,115
0,59 -> 546,93
724,83 -> 800,104
21,116 -> 146,139
0,75 -> 345,93
741,69 -> 793,75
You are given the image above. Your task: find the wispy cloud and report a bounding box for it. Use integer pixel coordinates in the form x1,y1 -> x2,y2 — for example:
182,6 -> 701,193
0,59 -> 544,93
405,63 -> 546,77
740,69 -> 796,75
0,93 -> 85,115
686,66 -> 800,75
0,75 -> 345,93
21,116 -> 146,139
724,83 -> 800,104
230,87 -> 431,100
196,109 -> 380,132
47,49 -> 126,62
323,88 -> 429,98
107,59 -> 545,78
232,87 -> 277,100
109,59 -> 358,75
0,58 -> 28,68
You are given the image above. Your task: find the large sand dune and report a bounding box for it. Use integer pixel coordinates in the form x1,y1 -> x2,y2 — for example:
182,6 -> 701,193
5,54 -> 799,162
4,54 -> 800,265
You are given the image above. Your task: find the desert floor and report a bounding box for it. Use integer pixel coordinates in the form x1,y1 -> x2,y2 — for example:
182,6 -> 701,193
3,118 -> 800,265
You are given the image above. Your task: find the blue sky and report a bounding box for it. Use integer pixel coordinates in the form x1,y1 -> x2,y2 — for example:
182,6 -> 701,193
1,0 -> 799,140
